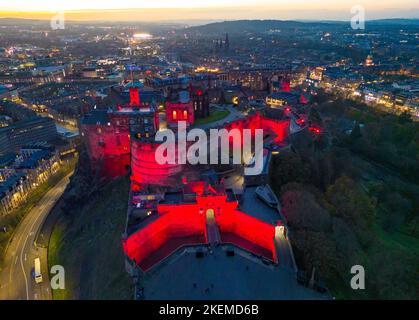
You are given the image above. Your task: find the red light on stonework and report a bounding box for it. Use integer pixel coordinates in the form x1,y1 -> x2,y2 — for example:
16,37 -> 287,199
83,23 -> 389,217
146,70 -> 152,75
284,107 -> 291,113
84,111 -> 289,184
122,191 -> 278,271
309,126 -> 322,135
296,118 -> 305,125
131,184 -> 142,191
197,89 -> 203,96
129,87 -> 140,107
281,80 -> 291,92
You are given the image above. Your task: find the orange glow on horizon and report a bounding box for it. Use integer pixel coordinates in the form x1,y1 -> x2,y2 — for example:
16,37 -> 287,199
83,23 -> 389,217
0,1 -> 417,21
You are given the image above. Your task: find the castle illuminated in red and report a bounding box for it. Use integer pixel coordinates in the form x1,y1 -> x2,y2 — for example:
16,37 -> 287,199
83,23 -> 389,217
81,86 -> 292,274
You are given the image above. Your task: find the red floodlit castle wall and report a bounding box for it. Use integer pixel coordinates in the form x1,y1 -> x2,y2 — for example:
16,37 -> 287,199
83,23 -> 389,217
81,114 -> 131,178
166,101 -> 195,127
130,139 -> 183,188
262,117 -> 289,143
82,108 -> 289,180
123,203 -> 208,271
281,79 -> 291,92
217,210 -> 277,262
129,112 -> 289,187
129,87 -> 140,107
123,192 -> 277,271
224,112 -> 289,144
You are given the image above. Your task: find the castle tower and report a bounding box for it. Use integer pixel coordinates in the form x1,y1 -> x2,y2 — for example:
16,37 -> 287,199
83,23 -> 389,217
129,87 -> 140,107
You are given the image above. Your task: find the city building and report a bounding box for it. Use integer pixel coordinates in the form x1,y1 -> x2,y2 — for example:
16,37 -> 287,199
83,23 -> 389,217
190,87 -> 210,119
0,116 -> 58,156
0,115 -> 13,127
0,147 -> 60,216
80,88 -> 159,179
266,92 -> 301,108
0,172 -> 30,216
227,67 -> 291,91
165,90 -> 195,128
14,149 -> 60,186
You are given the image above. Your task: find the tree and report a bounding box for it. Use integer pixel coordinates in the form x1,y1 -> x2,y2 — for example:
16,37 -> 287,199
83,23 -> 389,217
281,189 -> 332,232
326,176 -> 376,227
367,245 -> 418,299
332,217 -> 363,277
349,122 -> 362,142
269,151 -> 311,192
398,111 -> 412,124
308,107 -> 323,126
291,229 -> 339,280
309,151 -> 335,190
382,192 -> 411,232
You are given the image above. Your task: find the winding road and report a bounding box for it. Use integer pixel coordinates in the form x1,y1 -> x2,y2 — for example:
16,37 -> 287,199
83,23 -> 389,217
0,173 -> 72,300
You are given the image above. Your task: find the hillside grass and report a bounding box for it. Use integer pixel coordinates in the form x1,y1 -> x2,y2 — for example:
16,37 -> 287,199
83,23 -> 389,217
48,177 -> 133,300
194,109 -> 230,125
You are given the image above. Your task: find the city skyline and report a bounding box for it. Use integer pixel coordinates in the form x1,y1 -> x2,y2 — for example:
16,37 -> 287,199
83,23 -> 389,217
0,0 -> 418,21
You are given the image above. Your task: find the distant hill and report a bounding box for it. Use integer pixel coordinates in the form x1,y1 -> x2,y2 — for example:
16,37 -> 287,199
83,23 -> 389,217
367,18 -> 419,26
1,17 -> 417,30
186,19 -> 419,34
185,20 -> 331,34
0,18 -> 50,26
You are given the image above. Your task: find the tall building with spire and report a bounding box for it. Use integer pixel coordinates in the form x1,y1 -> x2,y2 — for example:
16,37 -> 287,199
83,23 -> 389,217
225,33 -> 230,51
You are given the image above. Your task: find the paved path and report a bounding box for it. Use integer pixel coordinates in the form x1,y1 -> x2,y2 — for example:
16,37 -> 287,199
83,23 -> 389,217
198,105 -> 245,130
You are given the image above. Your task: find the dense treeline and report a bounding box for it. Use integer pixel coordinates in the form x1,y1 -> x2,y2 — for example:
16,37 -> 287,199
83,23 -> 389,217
314,92 -> 419,183
269,94 -> 418,299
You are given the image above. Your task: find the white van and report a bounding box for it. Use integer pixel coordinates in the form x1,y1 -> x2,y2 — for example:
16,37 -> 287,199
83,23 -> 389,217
34,258 -> 43,284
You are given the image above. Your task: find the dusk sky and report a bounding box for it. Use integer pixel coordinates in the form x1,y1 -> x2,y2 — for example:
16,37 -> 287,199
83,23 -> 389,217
0,0 -> 418,21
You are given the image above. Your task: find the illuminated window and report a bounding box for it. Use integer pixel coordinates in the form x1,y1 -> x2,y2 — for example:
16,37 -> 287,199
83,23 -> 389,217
172,110 -> 177,120
183,110 -> 188,119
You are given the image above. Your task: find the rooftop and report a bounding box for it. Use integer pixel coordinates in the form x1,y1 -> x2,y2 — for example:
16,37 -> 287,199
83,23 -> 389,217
80,109 -> 109,125
0,173 -> 26,197
16,150 -> 52,169
142,245 -> 326,300
240,186 -> 279,225
0,153 -> 16,167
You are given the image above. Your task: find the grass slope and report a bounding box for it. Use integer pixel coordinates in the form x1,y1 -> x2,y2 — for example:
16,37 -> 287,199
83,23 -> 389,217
194,110 -> 230,126
48,177 -> 133,300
